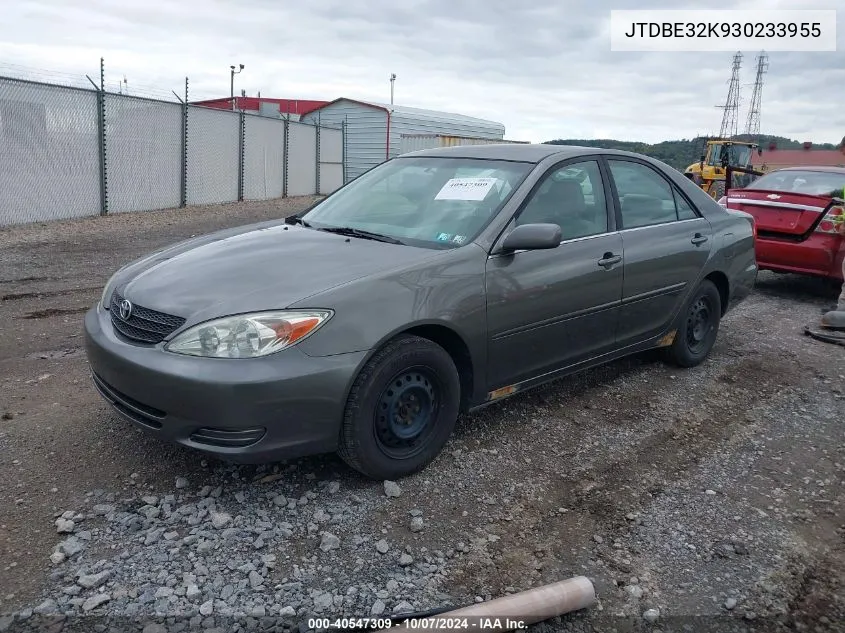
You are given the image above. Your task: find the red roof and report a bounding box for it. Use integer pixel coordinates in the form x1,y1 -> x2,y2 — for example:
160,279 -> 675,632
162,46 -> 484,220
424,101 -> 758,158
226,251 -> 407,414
190,97 -> 329,116
753,148 -> 845,168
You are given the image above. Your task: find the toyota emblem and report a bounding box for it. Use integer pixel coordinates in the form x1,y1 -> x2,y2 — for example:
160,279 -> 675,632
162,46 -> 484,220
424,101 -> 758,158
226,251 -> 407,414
118,299 -> 133,321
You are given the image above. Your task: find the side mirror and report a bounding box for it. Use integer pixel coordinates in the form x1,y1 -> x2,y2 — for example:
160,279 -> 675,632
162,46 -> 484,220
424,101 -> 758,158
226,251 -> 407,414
501,223 -> 561,252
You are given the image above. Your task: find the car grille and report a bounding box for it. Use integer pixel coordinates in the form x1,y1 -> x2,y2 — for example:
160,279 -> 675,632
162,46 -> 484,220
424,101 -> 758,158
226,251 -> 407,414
110,291 -> 186,344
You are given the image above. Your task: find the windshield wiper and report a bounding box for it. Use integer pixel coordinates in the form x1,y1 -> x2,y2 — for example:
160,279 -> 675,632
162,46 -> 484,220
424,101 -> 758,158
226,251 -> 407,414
316,226 -> 405,245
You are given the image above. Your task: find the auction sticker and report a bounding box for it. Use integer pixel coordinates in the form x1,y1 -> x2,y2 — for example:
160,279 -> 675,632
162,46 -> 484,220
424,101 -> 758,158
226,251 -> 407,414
435,177 -> 498,201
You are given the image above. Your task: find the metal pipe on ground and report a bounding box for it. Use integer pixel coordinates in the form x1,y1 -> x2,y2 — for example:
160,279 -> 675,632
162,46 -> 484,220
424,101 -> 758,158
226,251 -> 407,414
380,576 -> 596,632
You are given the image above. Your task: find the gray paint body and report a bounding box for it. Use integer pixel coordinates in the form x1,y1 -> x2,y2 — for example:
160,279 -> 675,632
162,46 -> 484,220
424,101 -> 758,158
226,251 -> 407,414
84,144 -> 757,463
300,99 -> 505,181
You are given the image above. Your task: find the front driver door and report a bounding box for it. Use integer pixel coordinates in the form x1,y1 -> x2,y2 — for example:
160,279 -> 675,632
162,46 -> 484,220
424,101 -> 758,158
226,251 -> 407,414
485,158 -> 624,390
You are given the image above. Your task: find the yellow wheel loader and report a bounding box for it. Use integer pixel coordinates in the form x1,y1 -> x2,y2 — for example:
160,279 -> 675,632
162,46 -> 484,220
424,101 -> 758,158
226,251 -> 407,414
684,139 -> 761,199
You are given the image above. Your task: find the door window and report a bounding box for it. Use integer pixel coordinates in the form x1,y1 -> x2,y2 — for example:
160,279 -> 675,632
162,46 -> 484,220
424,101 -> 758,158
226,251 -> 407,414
608,160 -> 684,229
516,160 -> 608,240
675,192 -> 698,220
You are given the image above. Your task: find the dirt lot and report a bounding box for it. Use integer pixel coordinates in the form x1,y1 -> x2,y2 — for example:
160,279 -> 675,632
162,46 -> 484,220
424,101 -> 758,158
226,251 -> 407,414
0,197 -> 843,633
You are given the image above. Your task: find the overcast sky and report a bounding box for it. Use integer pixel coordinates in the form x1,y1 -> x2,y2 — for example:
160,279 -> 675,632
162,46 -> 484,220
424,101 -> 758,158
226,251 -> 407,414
2,0 -> 843,144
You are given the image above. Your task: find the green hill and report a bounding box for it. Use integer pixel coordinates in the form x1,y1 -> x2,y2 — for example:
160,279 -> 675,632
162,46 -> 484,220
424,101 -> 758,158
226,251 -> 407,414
544,135 -> 840,172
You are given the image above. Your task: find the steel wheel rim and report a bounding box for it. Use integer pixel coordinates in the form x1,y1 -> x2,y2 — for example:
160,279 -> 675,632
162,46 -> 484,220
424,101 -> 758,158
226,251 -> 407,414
373,366 -> 440,460
686,296 -> 713,353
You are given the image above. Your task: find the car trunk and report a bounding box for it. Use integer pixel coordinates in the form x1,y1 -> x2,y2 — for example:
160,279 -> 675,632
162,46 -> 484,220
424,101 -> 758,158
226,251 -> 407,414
725,188 -> 836,240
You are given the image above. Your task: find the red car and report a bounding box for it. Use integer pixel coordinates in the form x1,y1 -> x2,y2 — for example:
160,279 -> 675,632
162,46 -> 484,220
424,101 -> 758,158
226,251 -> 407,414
721,166 -> 845,283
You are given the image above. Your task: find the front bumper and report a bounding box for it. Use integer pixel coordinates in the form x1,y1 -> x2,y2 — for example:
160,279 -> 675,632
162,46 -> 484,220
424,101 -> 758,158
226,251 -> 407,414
83,305 -> 368,463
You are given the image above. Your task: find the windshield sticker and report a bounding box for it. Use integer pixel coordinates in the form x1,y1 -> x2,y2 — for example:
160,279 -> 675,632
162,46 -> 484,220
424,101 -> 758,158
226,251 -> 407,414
435,177 -> 498,201
452,235 -> 466,245
436,232 -> 453,242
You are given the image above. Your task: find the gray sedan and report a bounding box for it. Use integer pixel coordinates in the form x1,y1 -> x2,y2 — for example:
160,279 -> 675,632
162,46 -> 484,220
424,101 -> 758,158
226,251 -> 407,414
84,144 -> 757,480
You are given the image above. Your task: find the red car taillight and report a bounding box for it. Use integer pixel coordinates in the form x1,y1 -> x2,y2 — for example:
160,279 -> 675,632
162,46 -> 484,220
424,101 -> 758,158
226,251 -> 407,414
816,206 -> 844,234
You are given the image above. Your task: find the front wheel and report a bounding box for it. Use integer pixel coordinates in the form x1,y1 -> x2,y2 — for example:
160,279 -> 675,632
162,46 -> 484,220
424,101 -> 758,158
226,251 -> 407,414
662,280 -> 722,367
338,335 -> 461,480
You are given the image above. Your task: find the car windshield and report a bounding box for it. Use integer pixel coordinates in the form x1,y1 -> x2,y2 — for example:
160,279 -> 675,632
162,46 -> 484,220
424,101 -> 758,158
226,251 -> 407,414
749,170 -> 845,197
300,156 -> 533,248
708,144 -> 753,167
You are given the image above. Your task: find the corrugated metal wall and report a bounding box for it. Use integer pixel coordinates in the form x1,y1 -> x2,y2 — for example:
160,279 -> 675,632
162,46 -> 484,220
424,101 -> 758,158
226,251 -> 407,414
302,101 -> 387,181
399,135 -> 528,155
303,99 -> 508,181
387,110 -> 504,160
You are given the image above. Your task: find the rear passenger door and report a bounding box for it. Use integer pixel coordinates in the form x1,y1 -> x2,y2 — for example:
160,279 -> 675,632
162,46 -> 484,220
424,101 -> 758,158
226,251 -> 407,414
605,158 -> 713,345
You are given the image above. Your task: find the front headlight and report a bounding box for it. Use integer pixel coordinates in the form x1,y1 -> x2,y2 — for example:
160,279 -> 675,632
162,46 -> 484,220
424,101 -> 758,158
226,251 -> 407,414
164,310 -> 333,359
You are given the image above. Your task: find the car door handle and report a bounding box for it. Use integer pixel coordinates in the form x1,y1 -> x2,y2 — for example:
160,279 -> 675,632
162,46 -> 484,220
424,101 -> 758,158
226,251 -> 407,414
598,253 -> 622,268
691,233 -> 709,245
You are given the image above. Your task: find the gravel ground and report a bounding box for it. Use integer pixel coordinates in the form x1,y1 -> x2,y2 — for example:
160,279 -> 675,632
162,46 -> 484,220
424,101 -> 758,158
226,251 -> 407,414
0,197 -> 843,633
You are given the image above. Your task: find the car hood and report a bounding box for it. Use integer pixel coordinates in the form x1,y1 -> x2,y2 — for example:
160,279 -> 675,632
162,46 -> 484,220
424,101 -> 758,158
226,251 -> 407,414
115,223 -> 442,324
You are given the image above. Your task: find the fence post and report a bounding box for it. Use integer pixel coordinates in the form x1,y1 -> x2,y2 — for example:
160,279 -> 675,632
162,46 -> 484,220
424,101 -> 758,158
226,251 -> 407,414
315,122 -> 321,195
180,77 -> 188,207
282,118 -> 290,198
341,118 -> 347,185
89,58 -> 108,216
237,111 -> 245,201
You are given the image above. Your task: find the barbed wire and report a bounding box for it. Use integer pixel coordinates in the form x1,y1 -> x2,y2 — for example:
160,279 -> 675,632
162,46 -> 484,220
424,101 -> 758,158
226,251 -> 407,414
0,62 -> 97,90
0,60 -> 227,105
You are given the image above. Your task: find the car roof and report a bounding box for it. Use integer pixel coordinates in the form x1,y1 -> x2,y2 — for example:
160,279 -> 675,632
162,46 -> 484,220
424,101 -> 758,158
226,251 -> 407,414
400,143 -> 657,164
767,166 -> 845,174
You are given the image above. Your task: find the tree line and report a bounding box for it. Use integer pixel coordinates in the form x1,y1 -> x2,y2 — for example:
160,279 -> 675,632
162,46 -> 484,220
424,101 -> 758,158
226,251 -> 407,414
544,135 -> 840,172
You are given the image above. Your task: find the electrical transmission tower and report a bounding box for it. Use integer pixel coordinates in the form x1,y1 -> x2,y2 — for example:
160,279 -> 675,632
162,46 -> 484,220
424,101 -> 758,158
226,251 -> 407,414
716,52 -> 743,139
744,51 -> 768,136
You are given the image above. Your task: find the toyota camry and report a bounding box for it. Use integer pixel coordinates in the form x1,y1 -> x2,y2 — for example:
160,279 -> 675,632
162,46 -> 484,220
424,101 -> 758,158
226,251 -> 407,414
84,144 -> 757,480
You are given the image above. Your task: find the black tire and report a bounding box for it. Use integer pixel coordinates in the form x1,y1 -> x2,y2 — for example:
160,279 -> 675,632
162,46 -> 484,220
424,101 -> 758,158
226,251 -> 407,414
662,280 -> 722,368
710,180 -> 726,200
337,335 -> 461,480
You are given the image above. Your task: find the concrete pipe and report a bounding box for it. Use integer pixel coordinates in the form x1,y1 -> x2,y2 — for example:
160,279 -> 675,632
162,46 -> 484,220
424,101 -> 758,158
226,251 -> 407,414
382,576 -> 596,632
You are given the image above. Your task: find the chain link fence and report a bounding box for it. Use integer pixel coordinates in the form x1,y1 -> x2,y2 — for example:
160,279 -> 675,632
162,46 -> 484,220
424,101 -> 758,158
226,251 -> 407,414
286,121 -> 318,197
0,77 -> 101,225
319,126 -> 344,195
105,95 -> 182,213
186,106 -> 240,206
0,75 -> 346,227
243,114 -> 285,200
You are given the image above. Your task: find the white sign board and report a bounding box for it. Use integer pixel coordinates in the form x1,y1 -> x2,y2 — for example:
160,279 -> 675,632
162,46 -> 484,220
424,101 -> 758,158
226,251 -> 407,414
434,178 -> 498,201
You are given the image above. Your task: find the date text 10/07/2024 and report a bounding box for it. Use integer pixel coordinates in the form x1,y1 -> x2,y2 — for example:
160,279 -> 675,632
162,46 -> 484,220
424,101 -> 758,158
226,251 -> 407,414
307,617 -> 529,630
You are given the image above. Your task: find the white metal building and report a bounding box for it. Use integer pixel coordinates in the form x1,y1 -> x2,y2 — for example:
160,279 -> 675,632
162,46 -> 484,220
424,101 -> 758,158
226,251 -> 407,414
300,98 -> 506,181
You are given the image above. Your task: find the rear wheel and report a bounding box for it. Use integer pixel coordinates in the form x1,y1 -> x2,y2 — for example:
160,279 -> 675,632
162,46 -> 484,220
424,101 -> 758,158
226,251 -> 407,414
338,335 -> 460,480
662,280 -> 722,367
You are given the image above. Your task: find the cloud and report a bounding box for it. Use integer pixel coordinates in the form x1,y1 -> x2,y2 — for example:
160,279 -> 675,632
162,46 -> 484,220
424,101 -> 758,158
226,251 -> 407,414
1,0 -> 843,144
